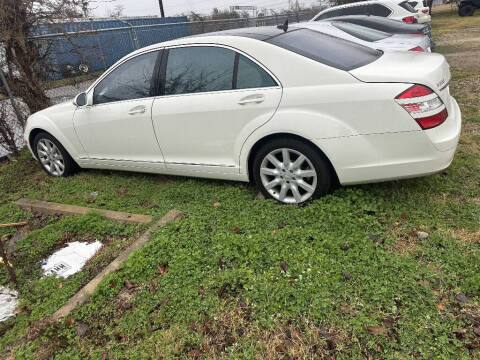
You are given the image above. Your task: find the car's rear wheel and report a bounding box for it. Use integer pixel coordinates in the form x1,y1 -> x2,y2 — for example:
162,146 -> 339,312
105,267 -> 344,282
458,4 -> 475,16
252,138 -> 332,204
34,132 -> 77,177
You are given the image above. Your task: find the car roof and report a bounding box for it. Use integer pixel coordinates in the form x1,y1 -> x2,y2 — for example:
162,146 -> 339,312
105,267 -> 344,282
328,15 -> 399,23
190,26 -> 291,41
323,0 -> 400,8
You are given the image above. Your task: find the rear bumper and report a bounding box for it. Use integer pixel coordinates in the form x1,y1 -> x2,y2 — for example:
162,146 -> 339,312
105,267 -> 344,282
312,99 -> 461,185
418,14 -> 431,24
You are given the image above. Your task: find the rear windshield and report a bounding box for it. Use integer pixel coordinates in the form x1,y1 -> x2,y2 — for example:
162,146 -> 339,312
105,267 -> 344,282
399,1 -> 417,12
332,21 -> 392,42
266,28 -> 382,71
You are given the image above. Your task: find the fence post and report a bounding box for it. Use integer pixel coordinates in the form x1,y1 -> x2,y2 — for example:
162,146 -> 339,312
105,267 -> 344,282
0,70 -> 24,126
90,20 -> 108,71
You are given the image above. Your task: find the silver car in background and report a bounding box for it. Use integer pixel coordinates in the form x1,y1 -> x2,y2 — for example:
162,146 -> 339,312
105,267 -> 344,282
293,20 -> 431,52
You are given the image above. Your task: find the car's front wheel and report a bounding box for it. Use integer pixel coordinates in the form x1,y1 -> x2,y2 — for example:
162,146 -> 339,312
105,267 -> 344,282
252,138 -> 333,204
34,132 -> 77,177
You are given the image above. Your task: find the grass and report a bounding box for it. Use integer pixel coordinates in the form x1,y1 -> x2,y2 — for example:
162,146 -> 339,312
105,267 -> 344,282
0,14 -> 479,360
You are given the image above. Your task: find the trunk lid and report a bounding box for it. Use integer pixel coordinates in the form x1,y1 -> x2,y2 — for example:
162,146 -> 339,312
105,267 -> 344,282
375,34 -> 428,52
349,52 -> 451,106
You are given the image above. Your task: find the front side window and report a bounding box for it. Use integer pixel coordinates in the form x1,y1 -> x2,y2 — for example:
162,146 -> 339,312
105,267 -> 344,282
164,46 -> 235,95
93,51 -> 159,105
236,55 -> 277,89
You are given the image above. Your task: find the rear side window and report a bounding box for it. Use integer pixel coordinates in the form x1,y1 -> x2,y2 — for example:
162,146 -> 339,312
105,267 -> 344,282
408,1 -> 419,8
164,46 -> 235,95
399,1 -> 417,12
236,55 -> 277,89
341,5 -> 368,15
332,21 -> 392,42
93,51 -> 159,105
266,29 -> 382,71
368,4 -> 392,16
315,8 -> 342,20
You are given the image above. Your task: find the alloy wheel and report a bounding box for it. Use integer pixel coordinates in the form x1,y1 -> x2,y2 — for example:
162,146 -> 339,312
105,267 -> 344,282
259,148 -> 317,204
36,139 -> 65,176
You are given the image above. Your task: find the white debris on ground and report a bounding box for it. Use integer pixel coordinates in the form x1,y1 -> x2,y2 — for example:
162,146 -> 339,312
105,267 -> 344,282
0,287 -> 18,322
42,241 -> 102,278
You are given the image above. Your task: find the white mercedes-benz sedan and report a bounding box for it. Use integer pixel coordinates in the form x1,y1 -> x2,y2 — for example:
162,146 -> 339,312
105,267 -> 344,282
25,26 -> 461,205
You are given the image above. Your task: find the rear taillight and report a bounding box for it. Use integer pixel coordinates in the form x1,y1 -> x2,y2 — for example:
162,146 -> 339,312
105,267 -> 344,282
402,16 -> 418,23
395,84 -> 448,130
422,8 -> 429,13
409,46 -> 424,52
415,108 -> 448,130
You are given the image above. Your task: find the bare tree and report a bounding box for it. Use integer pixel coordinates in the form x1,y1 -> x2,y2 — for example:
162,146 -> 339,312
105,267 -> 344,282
105,4 -> 124,18
0,101 -> 19,155
0,0 -> 90,115
210,8 -> 241,20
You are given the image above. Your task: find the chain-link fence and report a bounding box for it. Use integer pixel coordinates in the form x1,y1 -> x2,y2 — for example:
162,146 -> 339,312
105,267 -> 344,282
0,10 -> 317,157
30,11 -> 316,103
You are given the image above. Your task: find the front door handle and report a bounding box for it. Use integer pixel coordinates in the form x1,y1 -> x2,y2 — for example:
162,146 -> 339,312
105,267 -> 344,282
128,105 -> 146,115
238,95 -> 265,105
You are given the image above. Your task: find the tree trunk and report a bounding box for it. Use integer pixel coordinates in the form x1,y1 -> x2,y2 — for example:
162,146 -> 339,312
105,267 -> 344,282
2,0 -> 51,115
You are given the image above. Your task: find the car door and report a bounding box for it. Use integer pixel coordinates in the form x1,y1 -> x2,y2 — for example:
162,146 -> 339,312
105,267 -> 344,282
151,45 -> 282,174
73,50 -> 165,169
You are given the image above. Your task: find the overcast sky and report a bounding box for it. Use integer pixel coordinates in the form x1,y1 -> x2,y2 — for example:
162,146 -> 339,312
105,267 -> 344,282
91,0 -> 313,17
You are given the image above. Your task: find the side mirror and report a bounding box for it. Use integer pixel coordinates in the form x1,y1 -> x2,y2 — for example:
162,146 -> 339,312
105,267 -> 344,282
74,92 -> 88,107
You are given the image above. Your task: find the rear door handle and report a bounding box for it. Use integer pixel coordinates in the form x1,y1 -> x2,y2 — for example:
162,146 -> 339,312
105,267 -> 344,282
128,105 -> 146,115
238,95 -> 265,105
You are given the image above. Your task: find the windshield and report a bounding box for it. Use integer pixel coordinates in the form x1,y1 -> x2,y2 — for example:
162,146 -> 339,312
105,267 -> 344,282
332,21 -> 392,42
266,28 -> 382,71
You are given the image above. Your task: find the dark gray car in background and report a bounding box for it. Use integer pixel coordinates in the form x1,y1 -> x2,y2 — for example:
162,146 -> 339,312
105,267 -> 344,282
323,15 -> 434,49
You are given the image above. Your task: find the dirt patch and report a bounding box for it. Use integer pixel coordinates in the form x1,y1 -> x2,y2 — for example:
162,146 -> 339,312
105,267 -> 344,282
448,229 -> 480,245
391,236 -> 419,255
186,302 -> 347,359
435,27 -> 480,71
114,287 -> 135,312
445,52 -> 480,72
389,226 -> 421,255
464,123 -> 480,135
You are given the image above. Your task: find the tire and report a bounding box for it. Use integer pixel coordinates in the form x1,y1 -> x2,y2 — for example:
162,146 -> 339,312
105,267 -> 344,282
33,132 -> 77,177
458,4 -> 475,16
252,138 -> 333,205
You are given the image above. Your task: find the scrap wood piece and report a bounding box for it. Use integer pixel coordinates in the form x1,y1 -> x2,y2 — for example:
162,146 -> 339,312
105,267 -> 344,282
0,221 -> 28,228
15,198 -> 152,224
50,209 -> 184,322
0,209 -> 184,357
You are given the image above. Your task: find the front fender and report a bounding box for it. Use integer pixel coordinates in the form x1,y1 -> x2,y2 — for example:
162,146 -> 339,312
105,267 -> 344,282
25,103 -> 85,160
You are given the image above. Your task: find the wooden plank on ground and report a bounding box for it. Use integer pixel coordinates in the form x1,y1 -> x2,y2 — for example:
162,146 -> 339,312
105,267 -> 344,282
0,221 -> 28,228
15,198 -> 153,224
50,209 -> 184,322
